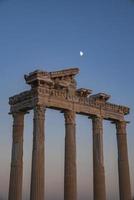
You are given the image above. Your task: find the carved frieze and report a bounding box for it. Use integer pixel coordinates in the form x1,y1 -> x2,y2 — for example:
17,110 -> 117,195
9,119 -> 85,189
9,87 -> 129,117
50,68 -> 79,78
9,68 -> 130,120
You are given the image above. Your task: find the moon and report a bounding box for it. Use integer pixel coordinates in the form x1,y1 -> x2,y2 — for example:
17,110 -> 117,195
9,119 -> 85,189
80,51 -> 84,56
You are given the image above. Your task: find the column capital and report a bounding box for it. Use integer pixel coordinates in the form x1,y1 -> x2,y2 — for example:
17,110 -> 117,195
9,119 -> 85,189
64,110 -> 75,124
112,120 -> 130,135
111,120 -> 130,124
92,115 -> 103,135
34,105 -> 46,119
9,109 -> 28,116
89,114 -> 104,121
11,112 -> 25,143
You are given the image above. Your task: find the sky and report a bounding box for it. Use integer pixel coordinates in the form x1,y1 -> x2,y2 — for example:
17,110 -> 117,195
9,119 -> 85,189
0,0 -> 134,199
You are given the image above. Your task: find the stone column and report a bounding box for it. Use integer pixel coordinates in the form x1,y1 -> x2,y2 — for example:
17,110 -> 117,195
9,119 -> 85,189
30,105 -> 45,200
92,116 -> 106,200
116,121 -> 131,200
64,110 -> 77,200
8,112 -> 25,200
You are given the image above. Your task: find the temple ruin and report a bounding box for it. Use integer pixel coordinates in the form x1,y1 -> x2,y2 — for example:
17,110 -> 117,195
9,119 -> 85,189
8,68 -> 131,200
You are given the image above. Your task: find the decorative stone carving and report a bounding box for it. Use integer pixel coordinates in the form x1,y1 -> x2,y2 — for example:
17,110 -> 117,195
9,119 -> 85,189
9,86 -> 129,119
8,67 -> 131,200
50,68 -> 79,78
34,105 -> 46,120
90,93 -> 111,102
24,70 -> 53,89
64,110 -> 75,124
76,88 -> 92,97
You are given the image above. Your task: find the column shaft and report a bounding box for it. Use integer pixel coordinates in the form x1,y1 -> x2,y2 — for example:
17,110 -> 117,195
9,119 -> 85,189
92,116 -> 106,200
64,110 -> 77,200
30,105 -> 45,200
116,121 -> 131,200
8,112 -> 24,200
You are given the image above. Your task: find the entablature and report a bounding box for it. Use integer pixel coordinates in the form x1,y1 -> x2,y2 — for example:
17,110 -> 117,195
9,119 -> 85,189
9,68 -> 129,121
9,87 -> 129,121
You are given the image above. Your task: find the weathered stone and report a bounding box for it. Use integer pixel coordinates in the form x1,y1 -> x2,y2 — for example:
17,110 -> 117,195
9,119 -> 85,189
92,116 -> 106,200
8,67 -> 132,200
8,112 -> 25,200
9,68 -> 129,121
64,110 -> 77,200
30,105 -> 45,200
115,121 -> 131,200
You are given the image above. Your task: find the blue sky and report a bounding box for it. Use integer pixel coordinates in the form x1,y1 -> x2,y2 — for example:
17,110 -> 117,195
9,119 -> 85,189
0,0 -> 134,199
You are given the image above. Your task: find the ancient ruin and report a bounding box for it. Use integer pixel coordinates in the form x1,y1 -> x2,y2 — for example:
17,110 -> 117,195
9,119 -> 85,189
8,68 -> 131,200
